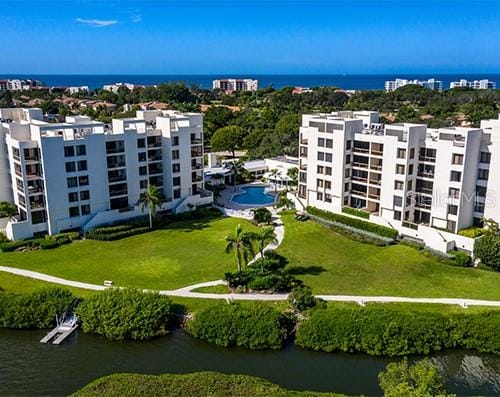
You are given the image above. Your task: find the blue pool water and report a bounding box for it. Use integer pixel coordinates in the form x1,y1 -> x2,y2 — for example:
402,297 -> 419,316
231,186 -> 276,206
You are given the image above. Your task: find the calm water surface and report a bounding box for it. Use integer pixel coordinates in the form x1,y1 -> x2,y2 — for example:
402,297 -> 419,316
0,329 -> 498,396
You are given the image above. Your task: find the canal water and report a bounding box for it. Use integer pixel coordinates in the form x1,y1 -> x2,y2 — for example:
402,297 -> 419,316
0,329 -> 498,396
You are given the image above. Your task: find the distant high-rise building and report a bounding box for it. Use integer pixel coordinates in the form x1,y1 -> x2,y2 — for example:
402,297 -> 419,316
450,79 -> 496,89
212,79 -> 258,93
385,78 -> 443,92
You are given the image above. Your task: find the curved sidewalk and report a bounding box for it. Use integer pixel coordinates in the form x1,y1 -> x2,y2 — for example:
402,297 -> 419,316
1,265 -> 499,307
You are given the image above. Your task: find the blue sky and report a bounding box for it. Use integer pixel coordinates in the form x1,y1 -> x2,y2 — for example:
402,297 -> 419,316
1,0 -> 500,74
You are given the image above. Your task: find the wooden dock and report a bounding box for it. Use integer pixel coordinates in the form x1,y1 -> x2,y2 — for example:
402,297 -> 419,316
40,313 -> 78,345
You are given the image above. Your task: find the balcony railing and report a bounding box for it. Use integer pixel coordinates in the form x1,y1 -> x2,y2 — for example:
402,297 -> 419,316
351,189 -> 367,196
419,156 -> 436,163
352,162 -> 369,169
402,221 -> 418,230
190,138 -> 203,145
417,172 -> 434,179
353,147 -> 369,154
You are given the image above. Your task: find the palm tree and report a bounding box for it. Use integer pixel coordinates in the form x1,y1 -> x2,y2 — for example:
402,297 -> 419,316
269,169 -> 281,192
212,173 -> 225,186
139,184 -> 163,229
224,160 -> 247,191
225,224 -> 255,273
252,227 -> 278,273
287,167 -> 298,188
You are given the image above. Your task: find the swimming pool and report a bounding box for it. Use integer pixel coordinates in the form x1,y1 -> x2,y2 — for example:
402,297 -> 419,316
230,186 -> 276,206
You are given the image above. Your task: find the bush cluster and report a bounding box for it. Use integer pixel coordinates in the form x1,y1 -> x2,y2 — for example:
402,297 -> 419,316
168,207 -> 221,222
85,224 -> 150,241
224,251 -> 301,293
458,226 -> 485,238
0,231 -> 79,252
474,233 -> 500,271
341,207 -> 370,219
307,206 -> 398,239
288,286 -> 325,312
296,306 -> 500,356
188,302 -> 293,350
0,288 -> 75,329
76,289 -> 174,341
253,207 -> 273,224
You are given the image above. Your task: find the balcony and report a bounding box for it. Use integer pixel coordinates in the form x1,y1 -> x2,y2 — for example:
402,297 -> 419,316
190,138 -> 203,145
192,162 -> 204,170
418,156 -> 436,163
417,171 -> 434,179
352,162 -> 369,169
353,147 -> 369,154
191,150 -> 203,158
351,176 -> 368,183
351,189 -> 367,196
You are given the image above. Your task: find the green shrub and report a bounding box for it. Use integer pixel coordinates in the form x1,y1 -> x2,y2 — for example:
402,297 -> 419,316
307,206 -> 398,239
253,207 -> 273,224
39,239 -> 60,250
0,288 -> 75,329
0,233 -> 9,243
296,306 -> 500,356
0,239 -> 41,252
71,372 -> 341,397
341,207 -> 370,219
458,226 -> 485,238
288,285 -> 325,312
328,222 -> 394,246
400,237 -> 425,250
47,231 -> 80,241
474,233 -> 500,271
188,302 -> 293,349
447,250 -> 472,267
85,226 -> 150,241
76,289 -> 174,341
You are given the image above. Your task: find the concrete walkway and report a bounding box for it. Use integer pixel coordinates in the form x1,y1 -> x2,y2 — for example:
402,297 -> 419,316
1,265 -> 500,307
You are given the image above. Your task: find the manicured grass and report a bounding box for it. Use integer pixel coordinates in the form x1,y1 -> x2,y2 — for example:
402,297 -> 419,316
0,216 -> 257,291
191,284 -> 231,294
0,272 -> 93,297
278,215 -> 500,300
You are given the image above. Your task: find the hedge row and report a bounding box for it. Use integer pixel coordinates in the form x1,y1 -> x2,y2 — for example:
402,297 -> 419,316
188,302 -> 294,350
307,206 -> 398,240
71,372 -> 342,397
458,226 -> 485,238
76,289 -> 174,341
85,226 -> 150,241
341,207 -> 370,219
0,288 -> 75,329
0,231 -> 80,252
295,306 -> 500,356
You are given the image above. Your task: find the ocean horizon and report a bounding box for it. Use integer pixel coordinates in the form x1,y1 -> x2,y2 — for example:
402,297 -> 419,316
1,73 -> 499,91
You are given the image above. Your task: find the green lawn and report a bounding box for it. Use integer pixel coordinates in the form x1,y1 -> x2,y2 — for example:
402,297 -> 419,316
0,216 -> 257,291
278,215 -> 500,300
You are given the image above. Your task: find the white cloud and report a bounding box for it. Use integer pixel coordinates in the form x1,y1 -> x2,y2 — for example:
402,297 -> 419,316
76,18 -> 118,28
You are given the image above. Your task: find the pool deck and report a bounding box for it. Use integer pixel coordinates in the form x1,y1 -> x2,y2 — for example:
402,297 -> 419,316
217,182 -> 280,210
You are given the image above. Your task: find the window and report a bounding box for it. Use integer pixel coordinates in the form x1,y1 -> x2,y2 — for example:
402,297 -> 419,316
137,138 -> 145,148
394,210 -> 402,221
80,190 -> 90,201
325,139 -> 333,148
77,160 -> 87,171
397,148 -> 406,159
172,163 -> 181,173
396,164 -> 405,175
393,196 -> 403,207
449,188 -> 460,199
344,182 -> 350,191
139,166 -> 147,176
325,153 -> 332,162
407,180 -> 413,191
325,193 -> 332,203
317,138 -> 325,147
317,165 -> 324,174
345,154 -> 351,164
448,204 -> 458,215
478,169 -> 489,180
68,192 -> 79,202
78,175 -> 89,186
476,185 -> 487,197
173,177 -> 181,186
480,152 -> 491,164
69,206 -> 80,217
81,205 -> 91,215
172,150 -> 180,160
447,220 -> 456,232
325,181 -> 331,190
172,136 -> 179,146
474,203 -> 485,213
140,180 -> 148,189
344,168 -> 350,178
394,181 -> 404,190
76,145 -> 86,156
317,179 -> 324,188
346,140 -> 352,150
450,171 -> 462,182
64,146 -> 74,157
173,189 -> 181,199
67,177 -> 78,188
65,162 -> 76,173
138,152 -> 147,162
317,152 -> 325,161
408,164 -> 414,175
452,154 -> 464,165
316,192 -> 323,201
409,148 -> 415,159
106,141 -> 124,155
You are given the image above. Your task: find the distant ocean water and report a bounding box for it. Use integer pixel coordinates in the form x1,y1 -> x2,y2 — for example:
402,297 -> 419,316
1,74 -> 499,91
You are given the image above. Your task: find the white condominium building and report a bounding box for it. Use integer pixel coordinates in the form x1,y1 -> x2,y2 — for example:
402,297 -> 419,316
0,79 -> 42,91
450,79 -> 496,90
298,111 -> 500,253
212,79 -> 258,93
102,83 -> 143,93
0,108 -> 211,240
385,78 -> 443,92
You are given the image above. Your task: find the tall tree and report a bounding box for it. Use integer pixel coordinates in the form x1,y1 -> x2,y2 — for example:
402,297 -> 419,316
224,160 -> 246,191
210,125 -> 246,157
252,227 -> 278,272
225,224 -> 255,273
0,201 -> 17,219
139,185 -> 163,229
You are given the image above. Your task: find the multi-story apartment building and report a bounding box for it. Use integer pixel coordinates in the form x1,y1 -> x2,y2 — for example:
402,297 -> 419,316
212,79 -> 258,93
0,108 -> 211,240
0,79 -> 42,91
102,83 -> 144,93
450,79 -> 496,89
385,78 -> 443,92
297,111 -> 500,253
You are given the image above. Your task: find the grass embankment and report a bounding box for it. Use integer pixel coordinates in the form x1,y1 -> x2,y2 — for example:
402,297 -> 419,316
0,216 -> 257,291
71,372 -> 343,397
278,215 -> 500,300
